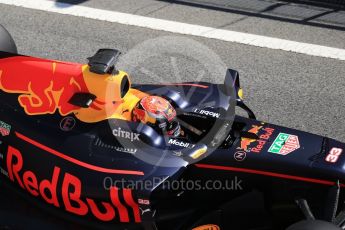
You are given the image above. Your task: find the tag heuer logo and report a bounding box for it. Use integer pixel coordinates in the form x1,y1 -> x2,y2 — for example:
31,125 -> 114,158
268,133 -> 300,155
0,121 -> 11,137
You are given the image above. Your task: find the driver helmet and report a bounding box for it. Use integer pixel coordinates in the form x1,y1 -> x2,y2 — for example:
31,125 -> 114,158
132,96 -> 180,137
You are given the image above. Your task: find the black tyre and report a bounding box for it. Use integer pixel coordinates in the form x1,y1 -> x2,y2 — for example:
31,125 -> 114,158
0,24 -> 17,54
287,220 -> 341,230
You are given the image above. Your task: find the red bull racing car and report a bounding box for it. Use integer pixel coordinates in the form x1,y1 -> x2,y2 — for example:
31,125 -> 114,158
0,25 -> 345,230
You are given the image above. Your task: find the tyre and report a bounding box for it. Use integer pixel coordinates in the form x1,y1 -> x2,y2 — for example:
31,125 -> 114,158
0,24 -> 17,54
287,220 -> 341,230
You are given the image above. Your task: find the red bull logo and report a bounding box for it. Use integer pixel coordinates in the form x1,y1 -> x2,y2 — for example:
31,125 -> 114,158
0,56 -> 143,123
239,125 -> 275,153
6,144 -> 142,223
240,125 -> 262,151
0,56 -> 88,116
250,127 -> 274,153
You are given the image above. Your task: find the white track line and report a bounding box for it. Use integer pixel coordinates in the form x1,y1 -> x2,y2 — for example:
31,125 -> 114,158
1,0 -> 345,61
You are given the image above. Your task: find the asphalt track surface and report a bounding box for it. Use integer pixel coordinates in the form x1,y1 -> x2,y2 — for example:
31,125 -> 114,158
49,0 -> 345,49
1,1 -> 344,141
0,0 -> 345,228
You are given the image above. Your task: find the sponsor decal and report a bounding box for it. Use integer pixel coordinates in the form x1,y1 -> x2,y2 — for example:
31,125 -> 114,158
4,145 -> 141,223
139,207 -> 151,215
211,122 -> 231,147
94,138 -> 137,154
268,133 -> 300,155
59,116 -> 76,132
138,199 -> 150,205
112,127 -> 140,142
0,121 -> 11,136
325,148 -> 343,163
239,126 -> 274,153
240,125 -> 262,151
158,122 -> 167,129
194,108 -> 220,118
184,112 -> 206,119
0,58 -> 89,116
234,151 -> 246,162
0,56 -> 133,123
192,224 -> 220,230
169,139 -> 195,148
173,150 -> 183,157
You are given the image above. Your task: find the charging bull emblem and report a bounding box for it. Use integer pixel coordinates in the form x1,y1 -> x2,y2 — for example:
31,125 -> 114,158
240,125 -> 262,151
0,56 -> 88,116
0,56 -> 138,123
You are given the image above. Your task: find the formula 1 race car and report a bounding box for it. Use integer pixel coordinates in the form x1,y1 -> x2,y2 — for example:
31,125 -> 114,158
0,24 -> 344,230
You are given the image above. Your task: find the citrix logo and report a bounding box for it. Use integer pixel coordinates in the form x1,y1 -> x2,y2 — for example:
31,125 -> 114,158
112,127 -> 140,142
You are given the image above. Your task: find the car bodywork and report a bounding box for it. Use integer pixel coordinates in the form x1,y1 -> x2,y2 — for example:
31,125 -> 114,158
0,27 -> 344,230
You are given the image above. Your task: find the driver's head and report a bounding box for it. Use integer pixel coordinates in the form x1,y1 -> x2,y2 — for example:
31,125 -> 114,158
132,96 -> 180,137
